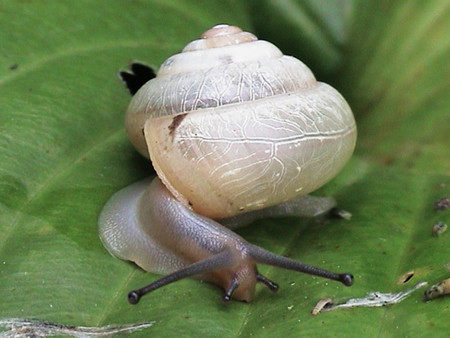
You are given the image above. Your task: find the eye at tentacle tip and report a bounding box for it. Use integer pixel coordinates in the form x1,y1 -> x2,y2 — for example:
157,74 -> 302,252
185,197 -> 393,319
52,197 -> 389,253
128,291 -> 141,305
339,273 -> 354,286
222,294 -> 231,302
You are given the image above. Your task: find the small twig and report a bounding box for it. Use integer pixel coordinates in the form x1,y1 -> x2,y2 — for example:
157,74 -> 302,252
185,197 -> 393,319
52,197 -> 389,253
312,282 -> 427,315
0,318 -> 154,338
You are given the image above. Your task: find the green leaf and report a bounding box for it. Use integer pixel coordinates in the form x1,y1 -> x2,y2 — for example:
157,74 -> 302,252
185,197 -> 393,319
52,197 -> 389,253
0,0 -> 448,337
249,0 -> 355,80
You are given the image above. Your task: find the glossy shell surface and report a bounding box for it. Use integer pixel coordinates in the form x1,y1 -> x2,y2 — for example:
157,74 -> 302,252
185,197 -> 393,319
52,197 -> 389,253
125,25 -> 357,218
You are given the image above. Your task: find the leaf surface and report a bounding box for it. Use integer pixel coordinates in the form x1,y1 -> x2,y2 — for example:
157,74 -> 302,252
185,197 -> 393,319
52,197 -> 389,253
0,0 -> 448,337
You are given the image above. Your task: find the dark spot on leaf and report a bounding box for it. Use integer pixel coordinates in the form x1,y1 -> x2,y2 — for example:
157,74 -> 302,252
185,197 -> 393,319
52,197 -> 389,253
397,271 -> 414,284
119,62 -> 156,95
403,274 -> 413,283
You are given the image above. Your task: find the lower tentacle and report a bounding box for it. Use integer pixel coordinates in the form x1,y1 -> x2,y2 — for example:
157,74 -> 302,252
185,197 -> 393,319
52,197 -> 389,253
222,279 -> 240,302
256,273 -> 279,292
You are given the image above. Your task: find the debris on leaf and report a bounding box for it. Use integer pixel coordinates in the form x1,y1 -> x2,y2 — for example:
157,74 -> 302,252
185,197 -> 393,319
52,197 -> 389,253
397,270 -> 415,284
330,208 -> 352,220
432,222 -> 447,237
424,278 -> 450,301
0,318 -> 154,338
311,282 -> 427,315
311,298 -> 333,316
434,197 -> 450,211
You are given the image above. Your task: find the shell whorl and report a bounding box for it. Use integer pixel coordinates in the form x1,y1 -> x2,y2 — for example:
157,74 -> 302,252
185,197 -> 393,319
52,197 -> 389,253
125,25 -> 357,219
157,25 -> 280,77
182,25 -> 257,51
126,25 -> 313,157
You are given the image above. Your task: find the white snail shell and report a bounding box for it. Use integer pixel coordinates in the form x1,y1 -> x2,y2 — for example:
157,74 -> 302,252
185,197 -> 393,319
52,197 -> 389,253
125,24 -> 356,219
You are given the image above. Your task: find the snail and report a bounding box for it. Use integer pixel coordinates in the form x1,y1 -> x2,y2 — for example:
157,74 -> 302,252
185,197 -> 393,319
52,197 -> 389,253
99,24 -> 357,304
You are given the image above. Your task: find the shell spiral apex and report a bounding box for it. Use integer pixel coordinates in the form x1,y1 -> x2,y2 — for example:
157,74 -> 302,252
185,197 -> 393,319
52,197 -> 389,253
183,24 -> 258,51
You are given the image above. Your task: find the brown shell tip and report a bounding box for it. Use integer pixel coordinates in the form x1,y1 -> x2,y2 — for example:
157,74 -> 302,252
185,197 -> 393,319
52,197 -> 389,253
201,24 -> 242,39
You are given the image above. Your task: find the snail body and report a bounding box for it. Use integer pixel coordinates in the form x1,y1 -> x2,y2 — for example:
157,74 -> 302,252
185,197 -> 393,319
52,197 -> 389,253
99,25 -> 356,303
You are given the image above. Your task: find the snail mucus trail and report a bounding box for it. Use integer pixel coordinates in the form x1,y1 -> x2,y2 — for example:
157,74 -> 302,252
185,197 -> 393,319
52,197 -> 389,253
99,24 -> 356,304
